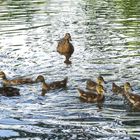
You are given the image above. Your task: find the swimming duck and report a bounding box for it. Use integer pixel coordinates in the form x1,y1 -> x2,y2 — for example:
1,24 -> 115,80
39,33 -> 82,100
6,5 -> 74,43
35,75 -> 68,96
77,85 -> 105,103
57,33 -> 74,64
123,82 -> 140,111
0,86 -> 20,97
112,82 -> 132,95
0,71 -> 35,86
86,76 -> 105,91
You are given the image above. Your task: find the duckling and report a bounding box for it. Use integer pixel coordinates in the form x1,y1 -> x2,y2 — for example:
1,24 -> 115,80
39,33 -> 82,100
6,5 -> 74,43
0,71 -> 35,86
77,85 -> 105,103
112,82 -> 132,95
123,82 -> 140,111
57,33 -> 74,64
0,86 -> 20,97
86,76 -> 105,91
35,75 -> 68,96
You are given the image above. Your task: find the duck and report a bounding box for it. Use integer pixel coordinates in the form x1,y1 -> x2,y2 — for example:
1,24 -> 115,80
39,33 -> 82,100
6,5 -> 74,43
77,85 -> 105,103
0,71 -> 35,86
112,82 -> 132,95
0,86 -> 20,97
123,82 -> 140,111
86,76 -> 105,91
35,75 -> 68,96
57,33 -> 74,64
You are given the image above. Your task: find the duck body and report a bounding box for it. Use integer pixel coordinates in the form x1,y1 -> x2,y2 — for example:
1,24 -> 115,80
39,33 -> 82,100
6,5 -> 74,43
36,75 -> 68,96
120,82 -> 140,111
0,71 -> 35,86
123,91 -> 140,111
124,88 -> 140,111
48,78 -> 68,89
2,78 -> 35,86
77,88 -> 105,103
77,85 -> 105,103
57,33 -> 74,64
0,87 -> 20,97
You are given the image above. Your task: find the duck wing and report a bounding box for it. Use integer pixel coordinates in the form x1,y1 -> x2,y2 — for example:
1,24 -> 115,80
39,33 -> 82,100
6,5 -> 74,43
124,92 -> 140,109
77,88 -> 98,102
49,77 -> 68,89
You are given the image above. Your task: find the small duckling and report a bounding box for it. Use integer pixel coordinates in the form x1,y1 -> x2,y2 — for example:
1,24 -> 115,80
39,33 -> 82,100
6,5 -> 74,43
86,76 -> 105,91
0,86 -> 20,97
57,33 -> 74,64
36,75 -> 68,96
0,71 -> 35,86
123,82 -> 140,111
112,82 -> 132,95
77,85 -> 105,103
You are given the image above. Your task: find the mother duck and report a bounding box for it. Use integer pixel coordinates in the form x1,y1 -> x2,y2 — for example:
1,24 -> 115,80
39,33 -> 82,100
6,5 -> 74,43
57,33 -> 74,64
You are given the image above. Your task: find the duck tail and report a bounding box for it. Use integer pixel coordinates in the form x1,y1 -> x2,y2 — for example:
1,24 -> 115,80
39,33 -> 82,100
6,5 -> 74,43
77,88 -> 85,96
63,77 -> 68,86
112,82 -> 119,88
64,77 -> 68,82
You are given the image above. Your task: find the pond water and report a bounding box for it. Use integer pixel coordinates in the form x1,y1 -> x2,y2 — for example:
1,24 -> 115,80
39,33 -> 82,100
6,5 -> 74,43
0,0 -> 140,139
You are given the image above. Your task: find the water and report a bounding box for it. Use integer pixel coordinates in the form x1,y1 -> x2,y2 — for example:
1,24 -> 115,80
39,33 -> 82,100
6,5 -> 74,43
0,0 -> 140,139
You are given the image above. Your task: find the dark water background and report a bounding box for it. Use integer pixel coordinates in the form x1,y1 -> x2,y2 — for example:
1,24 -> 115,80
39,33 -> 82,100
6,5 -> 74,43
0,0 -> 140,139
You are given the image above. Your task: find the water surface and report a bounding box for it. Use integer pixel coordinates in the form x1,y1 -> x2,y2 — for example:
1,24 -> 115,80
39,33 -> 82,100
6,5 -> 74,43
0,0 -> 140,139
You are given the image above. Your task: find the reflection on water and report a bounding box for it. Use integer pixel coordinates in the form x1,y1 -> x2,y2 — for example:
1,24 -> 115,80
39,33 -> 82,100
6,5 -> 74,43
0,0 -> 140,139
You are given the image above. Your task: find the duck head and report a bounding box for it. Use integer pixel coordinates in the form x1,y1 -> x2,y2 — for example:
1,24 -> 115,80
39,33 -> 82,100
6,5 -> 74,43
0,71 -> 6,79
124,82 -> 133,92
64,33 -> 72,41
36,75 -> 45,83
96,85 -> 105,95
97,76 -> 106,85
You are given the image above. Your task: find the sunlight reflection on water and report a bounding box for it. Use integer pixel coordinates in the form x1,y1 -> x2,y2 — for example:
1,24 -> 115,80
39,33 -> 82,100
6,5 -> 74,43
0,0 -> 140,139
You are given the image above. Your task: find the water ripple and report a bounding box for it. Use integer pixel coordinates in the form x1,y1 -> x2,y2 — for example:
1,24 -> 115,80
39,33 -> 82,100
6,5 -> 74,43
0,0 -> 140,139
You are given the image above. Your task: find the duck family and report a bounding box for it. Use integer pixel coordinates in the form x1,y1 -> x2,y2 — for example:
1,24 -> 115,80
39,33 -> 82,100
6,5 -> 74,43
0,33 -> 140,112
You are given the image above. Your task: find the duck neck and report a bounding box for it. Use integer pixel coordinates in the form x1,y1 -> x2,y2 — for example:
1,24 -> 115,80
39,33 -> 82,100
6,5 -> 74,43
124,87 -> 131,93
42,81 -> 49,90
65,38 -> 70,43
97,90 -> 104,96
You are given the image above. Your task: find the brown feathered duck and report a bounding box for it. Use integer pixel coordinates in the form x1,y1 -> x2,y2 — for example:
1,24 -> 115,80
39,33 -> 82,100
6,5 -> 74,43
35,75 -> 68,96
86,76 -> 106,91
0,86 -> 20,97
0,71 -> 35,86
77,85 -> 105,103
123,82 -> 140,111
112,82 -> 132,95
57,33 -> 74,64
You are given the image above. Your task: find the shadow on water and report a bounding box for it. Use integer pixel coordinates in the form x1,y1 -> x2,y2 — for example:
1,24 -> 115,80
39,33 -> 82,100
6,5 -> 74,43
0,0 -> 140,139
